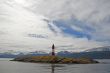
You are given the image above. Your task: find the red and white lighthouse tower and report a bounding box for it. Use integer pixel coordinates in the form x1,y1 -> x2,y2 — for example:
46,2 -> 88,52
52,44 -> 55,56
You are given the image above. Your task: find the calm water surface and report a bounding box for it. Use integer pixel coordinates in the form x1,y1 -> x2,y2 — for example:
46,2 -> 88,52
0,58 -> 110,73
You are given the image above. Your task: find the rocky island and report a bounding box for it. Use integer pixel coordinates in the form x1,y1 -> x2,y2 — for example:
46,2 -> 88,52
12,56 -> 99,64
12,44 -> 99,64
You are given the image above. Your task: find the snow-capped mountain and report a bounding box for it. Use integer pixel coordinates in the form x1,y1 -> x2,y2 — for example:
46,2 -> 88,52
85,46 -> 110,52
29,51 -> 47,54
0,51 -> 24,58
0,50 -> 48,58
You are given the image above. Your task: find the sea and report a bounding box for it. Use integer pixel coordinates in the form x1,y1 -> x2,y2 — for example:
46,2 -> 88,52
0,58 -> 110,73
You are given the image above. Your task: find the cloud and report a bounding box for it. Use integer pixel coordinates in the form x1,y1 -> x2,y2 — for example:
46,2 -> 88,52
28,0 -> 110,42
26,0 -> 110,40
0,0 -> 110,53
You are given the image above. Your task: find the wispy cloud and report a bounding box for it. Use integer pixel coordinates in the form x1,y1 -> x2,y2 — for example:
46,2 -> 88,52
0,0 -> 110,52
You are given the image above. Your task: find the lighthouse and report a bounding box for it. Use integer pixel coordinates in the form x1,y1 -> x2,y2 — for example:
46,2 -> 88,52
52,44 -> 55,56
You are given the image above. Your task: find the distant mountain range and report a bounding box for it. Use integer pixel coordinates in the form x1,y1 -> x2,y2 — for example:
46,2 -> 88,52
0,51 -> 48,58
84,46 -> 110,52
0,46 -> 110,59
57,46 -> 110,59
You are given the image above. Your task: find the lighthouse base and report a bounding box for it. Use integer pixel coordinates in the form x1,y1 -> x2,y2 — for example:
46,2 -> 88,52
52,52 -> 55,56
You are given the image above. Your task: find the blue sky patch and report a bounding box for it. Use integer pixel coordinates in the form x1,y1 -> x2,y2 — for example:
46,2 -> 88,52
53,20 -> 92,40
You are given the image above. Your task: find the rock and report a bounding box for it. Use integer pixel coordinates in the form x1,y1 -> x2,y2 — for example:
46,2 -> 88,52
12,56 -> 99,64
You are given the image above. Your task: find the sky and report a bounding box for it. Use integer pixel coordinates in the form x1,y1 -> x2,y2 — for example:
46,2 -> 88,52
0,0 -> 110,53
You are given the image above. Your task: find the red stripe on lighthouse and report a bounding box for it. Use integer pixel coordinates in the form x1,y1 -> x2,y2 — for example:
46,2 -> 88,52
52,44 -> 55,56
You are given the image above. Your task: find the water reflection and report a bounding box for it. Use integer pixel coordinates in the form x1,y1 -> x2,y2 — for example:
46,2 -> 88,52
50,64 -> 66,73
51,64 -> 55,73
